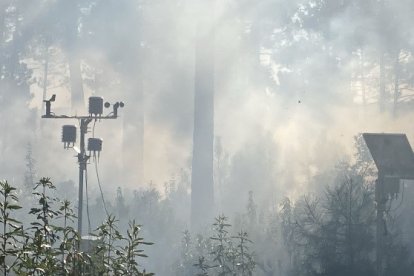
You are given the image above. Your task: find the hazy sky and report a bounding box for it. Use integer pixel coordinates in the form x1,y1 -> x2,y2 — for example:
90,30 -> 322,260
1,0 -> 414,208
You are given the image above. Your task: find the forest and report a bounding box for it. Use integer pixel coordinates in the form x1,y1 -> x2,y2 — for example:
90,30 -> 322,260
1,0 -> 414,275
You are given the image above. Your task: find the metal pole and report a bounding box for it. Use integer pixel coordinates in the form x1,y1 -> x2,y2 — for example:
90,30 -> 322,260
78,160 -> 84,236
376,174 -> 385,276
77,119 -> 91,238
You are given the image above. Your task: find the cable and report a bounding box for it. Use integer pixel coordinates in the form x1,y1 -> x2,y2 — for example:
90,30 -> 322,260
95,158 -> 109,217
85,166 -> 92,234
92,119 -> 97,138
91,118 -> 109,217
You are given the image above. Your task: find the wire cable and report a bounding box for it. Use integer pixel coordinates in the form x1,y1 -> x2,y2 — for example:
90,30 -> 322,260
92,119 -> 97,138
94,158 -> 109,217
91,118 -> 109,217
85,166 -> 92,234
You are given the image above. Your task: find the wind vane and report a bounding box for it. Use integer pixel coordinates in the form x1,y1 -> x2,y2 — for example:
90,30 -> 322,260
42,95 -> 124,239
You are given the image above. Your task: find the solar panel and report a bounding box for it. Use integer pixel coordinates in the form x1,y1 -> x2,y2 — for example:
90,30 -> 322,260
363,133 -> 414,179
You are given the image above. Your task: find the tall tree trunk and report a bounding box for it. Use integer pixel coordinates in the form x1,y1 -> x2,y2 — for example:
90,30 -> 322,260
69,57 -> 84,113
378,0 -> 386,113
393,49 -> 401,119
121,3 -> 145,188
0,4 -> 5,48
0,3 -> 6,159
122,77 -> 144,187
360,49 -> 366,108
379,51 -> 386,113
67,1 -> 84,114
40,44 -> 49,132
191,1 -> 215,230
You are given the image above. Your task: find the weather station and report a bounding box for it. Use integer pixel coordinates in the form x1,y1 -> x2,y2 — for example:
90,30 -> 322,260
42,94 -> 124,240
363,133 -> 414,276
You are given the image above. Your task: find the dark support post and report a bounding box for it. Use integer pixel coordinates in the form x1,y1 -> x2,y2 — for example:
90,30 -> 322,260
77,119 -> 91,237
78,162 -> 84,236
45,101 -> 51,117
376,174 -> 385,276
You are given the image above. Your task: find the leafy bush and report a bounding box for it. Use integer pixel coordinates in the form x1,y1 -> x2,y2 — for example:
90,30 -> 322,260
178,215 -> 256,276
0,178 -> 153,275
0,180 -> 24,276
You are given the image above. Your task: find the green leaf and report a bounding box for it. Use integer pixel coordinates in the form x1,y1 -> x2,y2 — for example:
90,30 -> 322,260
7,217 -> 21,224
8,205 -> 22,210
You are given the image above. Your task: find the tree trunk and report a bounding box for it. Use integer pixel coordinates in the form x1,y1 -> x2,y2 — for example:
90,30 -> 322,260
69,56 -> 85,114
378,0 -> 386,113
122,77 -> 144,187
393,49 -> 401,118
191,1 -> 215,230
379,51 -> 386,113
67,1 -> 84,114
360,49 -> 366,108
121,3 -> 145,188
40,44 -> 49,133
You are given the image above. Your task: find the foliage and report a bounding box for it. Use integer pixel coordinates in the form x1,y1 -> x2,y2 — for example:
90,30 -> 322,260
120,220 -> 154,275
3,0 -> 414,275
209,215 -> 233,275
194,256 -> 210,276
286,175 -> 377,276
17,177 -> 62,275
177,230 -> 196,276
279,166 -> 414,276
93,214 -> 123,274
178,215 -> 256,276
56,199 -> 82,275
0,180 -> 23,276
232,230 -> 255,275
0,178 -> 153,275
